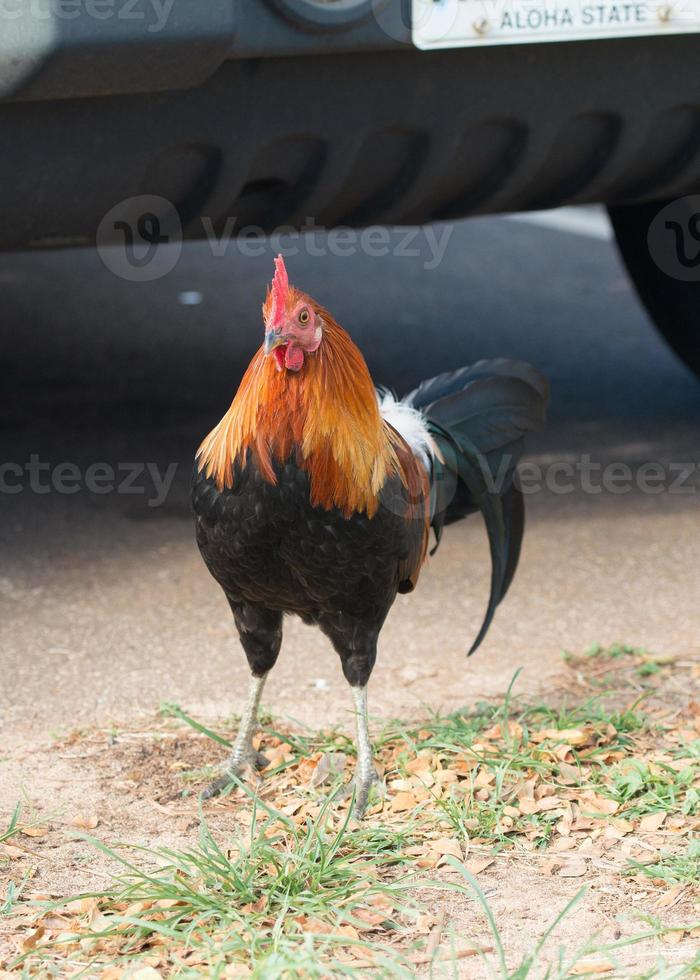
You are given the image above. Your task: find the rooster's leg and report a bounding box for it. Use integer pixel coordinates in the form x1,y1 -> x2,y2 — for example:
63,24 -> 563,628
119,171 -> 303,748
201,672 -> 269,800
348,685 -> 385,818
202,604 -> 282,800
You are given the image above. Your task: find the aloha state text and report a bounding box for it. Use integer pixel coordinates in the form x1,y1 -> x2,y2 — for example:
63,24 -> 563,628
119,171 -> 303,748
498,2 -> 648,31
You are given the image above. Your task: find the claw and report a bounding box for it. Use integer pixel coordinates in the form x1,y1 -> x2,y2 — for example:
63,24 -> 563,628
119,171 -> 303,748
335,768 -> 385,818
200,751 -> 269,801
201,771 -> 237,801
351,770 -> 386,819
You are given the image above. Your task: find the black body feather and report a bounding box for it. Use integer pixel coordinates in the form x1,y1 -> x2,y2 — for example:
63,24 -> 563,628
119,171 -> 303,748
192,455 -> 425,687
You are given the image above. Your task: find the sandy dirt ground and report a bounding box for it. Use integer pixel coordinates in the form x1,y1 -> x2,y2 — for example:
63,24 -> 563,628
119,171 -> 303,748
2,652 -> 699,976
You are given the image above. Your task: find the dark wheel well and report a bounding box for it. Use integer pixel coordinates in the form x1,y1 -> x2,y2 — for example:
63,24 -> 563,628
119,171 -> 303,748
608,200 -> 700,379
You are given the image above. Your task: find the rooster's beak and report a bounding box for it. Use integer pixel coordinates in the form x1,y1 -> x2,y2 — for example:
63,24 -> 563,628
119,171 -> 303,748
264,331 -> 288,356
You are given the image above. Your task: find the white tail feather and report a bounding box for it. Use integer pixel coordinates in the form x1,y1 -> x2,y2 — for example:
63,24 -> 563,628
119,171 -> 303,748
377,390 -> 435,471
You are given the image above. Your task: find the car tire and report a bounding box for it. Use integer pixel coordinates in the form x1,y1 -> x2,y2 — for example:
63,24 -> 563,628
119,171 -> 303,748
608,200 -> 700,379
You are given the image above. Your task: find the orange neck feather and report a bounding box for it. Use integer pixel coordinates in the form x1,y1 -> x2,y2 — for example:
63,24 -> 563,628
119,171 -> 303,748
196,318 -> 400,517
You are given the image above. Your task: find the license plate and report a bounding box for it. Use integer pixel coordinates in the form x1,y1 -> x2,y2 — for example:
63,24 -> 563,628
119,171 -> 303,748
412,0 -> 700,47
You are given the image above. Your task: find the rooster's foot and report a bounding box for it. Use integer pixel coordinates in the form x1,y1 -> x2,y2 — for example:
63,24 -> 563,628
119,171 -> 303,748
337,768 -> 386,819
200,750 -> 269,801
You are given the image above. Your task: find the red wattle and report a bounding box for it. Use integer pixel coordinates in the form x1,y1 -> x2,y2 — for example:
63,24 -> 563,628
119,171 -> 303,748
285,345 -> 305,372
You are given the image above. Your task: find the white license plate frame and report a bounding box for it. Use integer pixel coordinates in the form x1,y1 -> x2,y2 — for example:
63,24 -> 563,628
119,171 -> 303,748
412,0 -> 700,48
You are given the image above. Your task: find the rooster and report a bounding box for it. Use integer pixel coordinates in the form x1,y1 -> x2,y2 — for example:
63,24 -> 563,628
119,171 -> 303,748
192,256 -> 548,816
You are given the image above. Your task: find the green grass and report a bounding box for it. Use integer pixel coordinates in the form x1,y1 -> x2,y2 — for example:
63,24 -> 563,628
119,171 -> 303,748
1,803 -> 28,916
13,800 -> 699,979
0,802 -> 21,845
13,791 -> 434,978
598,758 -> 699,820
627,839 -> 700,886
164,674 -> 683,845
376,689 -> 658,845
157,678 -> 694,852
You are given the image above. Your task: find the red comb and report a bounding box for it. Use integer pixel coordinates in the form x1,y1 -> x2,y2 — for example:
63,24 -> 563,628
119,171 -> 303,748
271,254 -> 289,327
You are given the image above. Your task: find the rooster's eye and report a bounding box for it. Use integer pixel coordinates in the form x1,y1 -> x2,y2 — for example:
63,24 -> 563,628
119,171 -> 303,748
299,308 -> 310,325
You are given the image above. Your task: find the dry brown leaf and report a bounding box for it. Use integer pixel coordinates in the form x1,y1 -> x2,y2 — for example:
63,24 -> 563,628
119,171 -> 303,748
410,943 -> 493,965
434,769 -> 458,784
154,898 -> 185,910
640,812 -> 667,833
483,721 -> 523,742
557,762 -> 582,784
515,777 -> 537,800
65,897 -> 100,915
368,893 -> 394,912
390,791 -> 416,813
20,826 -> 49,839
416,913 -> 438,934
20,927 -> 45,953
352,908 -> 387,930
540,858 -> 563,875
568,958 -> 615,975
608,818 -> 634,835
416,855 -> 438,869
558,860 -> 588,877
309,752 -> 347,788
389,778 -> 415,793
295,916 -> 332,935
279,799 -> 305,817
70,813 -> 100,830
537,797 -> 565,811
531,727 -> 590,746
406,755 -> 433,774
464,857 -> 494,876
654,885 -> 685,909
431,838 -> 463,859
579,793 -> 618,816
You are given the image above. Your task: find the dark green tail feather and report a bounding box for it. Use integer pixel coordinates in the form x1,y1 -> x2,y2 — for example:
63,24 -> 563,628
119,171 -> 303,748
406,360 -> 548,656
